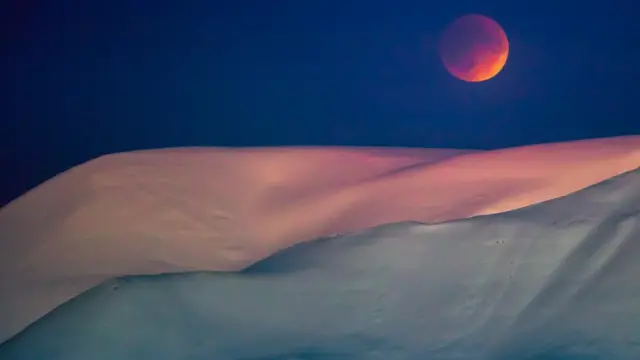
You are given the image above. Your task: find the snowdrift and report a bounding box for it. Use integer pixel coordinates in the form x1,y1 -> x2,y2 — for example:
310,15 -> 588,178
0,135 -> 639,354
2,164 -> 640,359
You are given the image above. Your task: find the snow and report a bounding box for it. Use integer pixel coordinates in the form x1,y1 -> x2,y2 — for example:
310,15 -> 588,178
1,165 -> 640,359
0,135 -> 639,348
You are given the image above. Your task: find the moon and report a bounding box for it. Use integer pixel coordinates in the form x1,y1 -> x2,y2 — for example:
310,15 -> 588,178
439,14 -> 509,82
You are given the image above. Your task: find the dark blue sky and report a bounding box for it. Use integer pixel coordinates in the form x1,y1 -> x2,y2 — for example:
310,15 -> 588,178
2,0 -> 640,203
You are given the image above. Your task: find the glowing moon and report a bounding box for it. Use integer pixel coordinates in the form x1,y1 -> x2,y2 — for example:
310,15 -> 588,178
439,14 -> 509,82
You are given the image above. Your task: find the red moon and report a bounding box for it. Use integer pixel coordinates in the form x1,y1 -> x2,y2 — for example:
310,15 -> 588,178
439,14 -> 509,82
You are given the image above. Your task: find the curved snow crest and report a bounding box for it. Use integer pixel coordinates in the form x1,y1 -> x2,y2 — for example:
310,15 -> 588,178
2,167 -> 640,359
0,135 -> 639,344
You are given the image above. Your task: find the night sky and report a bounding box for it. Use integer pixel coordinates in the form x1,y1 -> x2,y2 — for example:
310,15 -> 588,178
2,0 -> 639,205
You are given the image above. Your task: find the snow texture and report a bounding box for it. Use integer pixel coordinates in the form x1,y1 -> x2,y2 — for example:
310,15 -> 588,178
2,136 -> 640,345
1,166 -> 639,359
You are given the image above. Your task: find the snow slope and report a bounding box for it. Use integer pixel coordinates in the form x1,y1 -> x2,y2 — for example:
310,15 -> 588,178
0,135 -> 639,344
1,166 -> 639,359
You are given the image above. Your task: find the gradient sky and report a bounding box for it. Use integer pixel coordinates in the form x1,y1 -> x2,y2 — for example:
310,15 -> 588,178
2,0 -> 640,204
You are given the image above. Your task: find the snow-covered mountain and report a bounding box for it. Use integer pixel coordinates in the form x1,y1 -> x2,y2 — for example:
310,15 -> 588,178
1,135 -> 639,358
2,164 -> 640,359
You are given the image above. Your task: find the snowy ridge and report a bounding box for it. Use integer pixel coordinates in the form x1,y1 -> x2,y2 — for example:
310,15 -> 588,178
0,135 -> 639,345
1,166 -> 640,359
